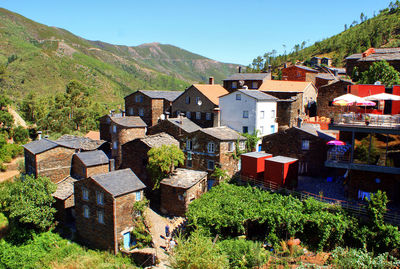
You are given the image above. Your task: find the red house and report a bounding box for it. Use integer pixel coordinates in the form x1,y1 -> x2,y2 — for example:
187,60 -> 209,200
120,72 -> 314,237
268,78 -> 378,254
391,85 -> 400,115
281,65 -> 318,82
240,152 -> 272,180
264,156 -> 298,188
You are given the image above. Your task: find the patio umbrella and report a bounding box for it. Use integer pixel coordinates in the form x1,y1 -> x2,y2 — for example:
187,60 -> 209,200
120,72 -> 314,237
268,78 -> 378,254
333,93 -> 366,103
327,140 -> 346,146
333,100 -> 353,106
364,93 -> 400,101
356,100 -> 376,113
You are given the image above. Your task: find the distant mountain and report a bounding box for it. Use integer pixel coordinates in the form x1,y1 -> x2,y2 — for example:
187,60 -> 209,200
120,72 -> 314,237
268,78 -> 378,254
0,8 -> 239,103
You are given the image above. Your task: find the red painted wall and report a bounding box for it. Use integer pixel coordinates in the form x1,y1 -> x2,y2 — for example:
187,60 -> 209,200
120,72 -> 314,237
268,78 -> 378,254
392,86 -> 400,115
264,158 -> 299,187
241,154 -> 272,179
348,84 -> 385,97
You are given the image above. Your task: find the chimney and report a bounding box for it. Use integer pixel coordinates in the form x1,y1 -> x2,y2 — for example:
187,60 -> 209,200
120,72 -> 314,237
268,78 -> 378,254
110,109 -> 115,117
209,77 -> 214,85
213,108 -> 220,127
109,159 -> 115,172
238,66 -> 242,73
37,131 -> 42,140
179,112 -> 185,125
120,109 -> 125,117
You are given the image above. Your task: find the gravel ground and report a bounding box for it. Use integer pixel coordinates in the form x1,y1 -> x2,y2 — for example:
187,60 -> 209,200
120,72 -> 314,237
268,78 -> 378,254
296,175 -> 348,201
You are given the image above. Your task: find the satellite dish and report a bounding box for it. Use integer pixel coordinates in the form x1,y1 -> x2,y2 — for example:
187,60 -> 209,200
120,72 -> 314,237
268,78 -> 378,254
197,100 -> 202,106
160,114 -> 165,120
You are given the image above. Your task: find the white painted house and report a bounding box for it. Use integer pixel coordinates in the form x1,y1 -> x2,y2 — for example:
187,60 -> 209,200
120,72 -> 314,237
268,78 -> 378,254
219,89 -> 278,151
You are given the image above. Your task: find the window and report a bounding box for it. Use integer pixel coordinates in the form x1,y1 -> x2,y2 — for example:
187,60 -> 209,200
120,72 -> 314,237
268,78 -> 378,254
196,112 -> 201,120
113,141 -> 118,150
83,205 -> 90,218
96,191 -> 104,205
207,160 -> 215,170
239,141 -> 245,150
228,142 -> 235,152
260,126 -> 264,134
185,96 -> 191,104
195,97 -> 201,104
243,111 -> 249,118
82,187 -> 89,201
135,95 -> 143,103
97,210 -> 104,224
260,111 -> 265,119
138,108 -> 144,117
207,142 -> 215,153
302,140 -> 310,150
129,107 -> 134,115
242,126 -> 248,133
252,81 -> 258,89
271,110 -> 275,118
206,112 -> 212,121
236,94 -> 241,100
187,152 -> 193,167
186,111 -> 191,118
232,81 -> 237,89
135,191 -> 141,201
113,125 -> 117,133
106,117 -> 111,123
186,139 -> 192,151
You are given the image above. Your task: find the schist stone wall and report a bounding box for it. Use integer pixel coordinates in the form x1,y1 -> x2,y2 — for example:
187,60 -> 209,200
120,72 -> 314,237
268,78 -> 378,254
147,120 -> 189,143
317,81 -> 352,118
71,156 -> 110,179
273,93 -> 303,128
111,126 -> 146,168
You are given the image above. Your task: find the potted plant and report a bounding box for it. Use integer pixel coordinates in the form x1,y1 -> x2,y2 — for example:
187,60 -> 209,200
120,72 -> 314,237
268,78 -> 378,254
365,115 -> 370,126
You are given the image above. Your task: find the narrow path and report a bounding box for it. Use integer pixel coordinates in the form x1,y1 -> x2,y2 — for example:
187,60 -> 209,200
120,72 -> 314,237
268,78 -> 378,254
8,107 -> 27,128
0,157 -> 23,183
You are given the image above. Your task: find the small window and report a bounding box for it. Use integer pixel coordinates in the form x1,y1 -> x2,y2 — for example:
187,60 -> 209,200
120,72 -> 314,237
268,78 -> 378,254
195,97 -> 201,104
206,112 -> 212,121
228,142 -> 235,152
207,160 -> 215,170
236,94 -> 241,100
186,139 -> 192,151
82,166 -> 85,177
260,111 -> 265,119
135,191 -> 141,201
82,187 -> 89,201
232,81 -> 237,89
135,95 -> 143,103
113,125 -> 117,133
196,112 -> 201,120
242,126 -> 248,133
186,111 -> 191,118
178,194 -> 184,201
83,205 -> 90,218
113,141 -> 118,150
252,81 -> 258,89
260,126 -> 264,134
185,96 -> 191,104
129,107 -> 134,115
243,111 -> 249,118
271,110 -> 275,118
187,159 -> 193,167
106,117 -> 111,123
302,140 -> 310,150
139,108 -> 144,117
97,192 -> 104,205
97,210 -> 104,224
207,142 -> 215,153
239,141 -> 246,150
187,152 -> 192,160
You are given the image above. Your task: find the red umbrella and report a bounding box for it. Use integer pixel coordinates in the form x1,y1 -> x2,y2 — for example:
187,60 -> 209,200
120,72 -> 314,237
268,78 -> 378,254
327,140 -> 346,146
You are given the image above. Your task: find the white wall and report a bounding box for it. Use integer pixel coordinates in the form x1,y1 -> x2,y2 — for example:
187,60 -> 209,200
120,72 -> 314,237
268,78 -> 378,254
255,101 -> 278,136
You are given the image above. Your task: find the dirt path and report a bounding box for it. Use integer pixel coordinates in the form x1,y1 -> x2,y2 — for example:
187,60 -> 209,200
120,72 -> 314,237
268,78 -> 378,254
0,157 -> 23,183
8,107 -> 27,128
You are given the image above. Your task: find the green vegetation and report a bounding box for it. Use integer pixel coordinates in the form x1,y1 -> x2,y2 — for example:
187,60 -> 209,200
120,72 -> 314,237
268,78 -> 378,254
354,135 -> 381,165
241,130 -> 260,152
147,144 -> 185,189
0,133 -> 24,171
357,60 -> 400,87
130,198 -> 152,249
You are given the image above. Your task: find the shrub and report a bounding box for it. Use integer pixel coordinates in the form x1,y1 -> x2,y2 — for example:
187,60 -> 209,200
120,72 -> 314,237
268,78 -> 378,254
12,127 -> 29,144
0,160 -> 6,172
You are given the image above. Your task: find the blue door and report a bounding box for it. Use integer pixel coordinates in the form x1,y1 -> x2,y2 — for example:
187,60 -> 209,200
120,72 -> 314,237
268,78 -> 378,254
208,179 -> 215,190
258,144 -> 262,152
123,232 -> 131,250
270,125 -> 275,133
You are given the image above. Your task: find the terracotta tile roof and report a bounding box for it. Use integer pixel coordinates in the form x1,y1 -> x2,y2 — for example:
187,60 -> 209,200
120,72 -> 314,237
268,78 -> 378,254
85,131 -> 100,140
192,84 -> 228,106
258,80 -> 313,93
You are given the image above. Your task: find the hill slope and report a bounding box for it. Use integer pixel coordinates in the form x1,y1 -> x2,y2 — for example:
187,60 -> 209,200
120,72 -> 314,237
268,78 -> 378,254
0,8 -> 238,103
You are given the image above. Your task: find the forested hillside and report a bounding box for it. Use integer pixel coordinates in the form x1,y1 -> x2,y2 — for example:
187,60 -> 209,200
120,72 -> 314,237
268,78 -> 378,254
249,2 -> 400,72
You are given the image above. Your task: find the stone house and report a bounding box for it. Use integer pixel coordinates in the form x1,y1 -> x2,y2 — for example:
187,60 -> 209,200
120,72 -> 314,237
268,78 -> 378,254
310,57 -> 322,67
53,176 -> 78,224
147,115 -> 201,143
315,73 -> 339,89
124,90 -> 182,127
317,79 -> 353,118
109,116 -> 147,168
74,168 -> 146,253
281,65 -> 318,83
223,72 -> 271,93
172,80 -> 229,128
121,132 -> 179,189
321,57 -> 332,67
182,126 -> 246,178
258,80 -> 318,127
160,168 -> 208,216
71,150 -> 111,179
261,125 -> 335,176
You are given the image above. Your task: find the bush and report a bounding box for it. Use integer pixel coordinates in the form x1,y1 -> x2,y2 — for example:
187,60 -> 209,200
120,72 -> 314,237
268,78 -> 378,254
12,127 -> 29,144
0,160 -> 6,172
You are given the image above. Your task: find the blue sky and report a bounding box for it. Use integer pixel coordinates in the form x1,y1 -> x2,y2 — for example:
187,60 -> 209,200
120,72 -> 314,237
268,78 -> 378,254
0,0 -> 393,65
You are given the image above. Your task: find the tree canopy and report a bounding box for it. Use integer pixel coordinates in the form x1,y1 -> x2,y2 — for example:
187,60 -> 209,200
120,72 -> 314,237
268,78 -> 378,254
357,60 -> 400,87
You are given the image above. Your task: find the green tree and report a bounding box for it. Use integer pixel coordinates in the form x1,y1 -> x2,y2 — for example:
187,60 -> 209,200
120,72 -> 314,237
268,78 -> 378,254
241,130 -> 260,152
147,144 -> 184,189
211,167 -> 230,183
358,61 -> 400,87
12,126 -> 29,144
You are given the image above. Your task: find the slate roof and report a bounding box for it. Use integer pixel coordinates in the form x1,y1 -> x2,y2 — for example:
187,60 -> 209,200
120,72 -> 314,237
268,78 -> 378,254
140,133 -> 179,148
223,73 -> 271,81
316,73 -> 337,80
53,176 -> 78,200
241,152 -> 272,158
161,168 -> 207,189
192,84 -> 229,106
167,117 -> 201,133
75,150 -> 109,167
345,53 -> 363,60
328,67 -> 346,74
291,65 -> 318,72
236,89 -> 278,101
56,135 -> 105,151
357,53 -> 400,62
267,156 -> 298,163
259,80 -> 314,93
110,116 -> 147,128
91,168 -> 146,197
295,125 -> 335,141
200,126 -> 246,141
139,90 -> 183,102
23,138 -> 58,154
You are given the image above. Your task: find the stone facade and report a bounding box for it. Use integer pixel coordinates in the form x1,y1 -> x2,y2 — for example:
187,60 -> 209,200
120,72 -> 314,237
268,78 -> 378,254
99,115 -> 112,142
71,155 -> 110,179
281,66 -> 317,83
272,92 -> 303,128
261,127 -> 333,176
147,119 -> 189,142
317,80 -> 353,118
223,79 -> 265,92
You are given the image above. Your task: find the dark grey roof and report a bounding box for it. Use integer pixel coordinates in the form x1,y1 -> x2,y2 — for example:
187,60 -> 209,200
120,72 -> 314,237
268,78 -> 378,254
140,133 -> 179,148
328,67 -> 346,74
111,116 -> 147,128
91,168 -> 146,197
75,150 -> 109,167
56,135 -> 105,151
167,117 -> 201,133
345,53 -> 363,60
374,48 -> 400,54
161,168 -> 207,189
316,73 -> 337,80
224,73 -> 270,81
139,90 -> 183,102
241,152 -> 272,158
237,89 -> 278,101
267,156 -> 298,163
311,57 -> 322,59
295,125 -> 335,141
53,176 -> 77,200
200,126 -> 246,141
23,139 -> 58,154
293,65 -> 318,72
358,53 -> 400,62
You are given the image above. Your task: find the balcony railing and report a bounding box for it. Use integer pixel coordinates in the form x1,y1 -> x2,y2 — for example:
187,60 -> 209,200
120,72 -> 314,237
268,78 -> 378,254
331,113 -> 400,129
